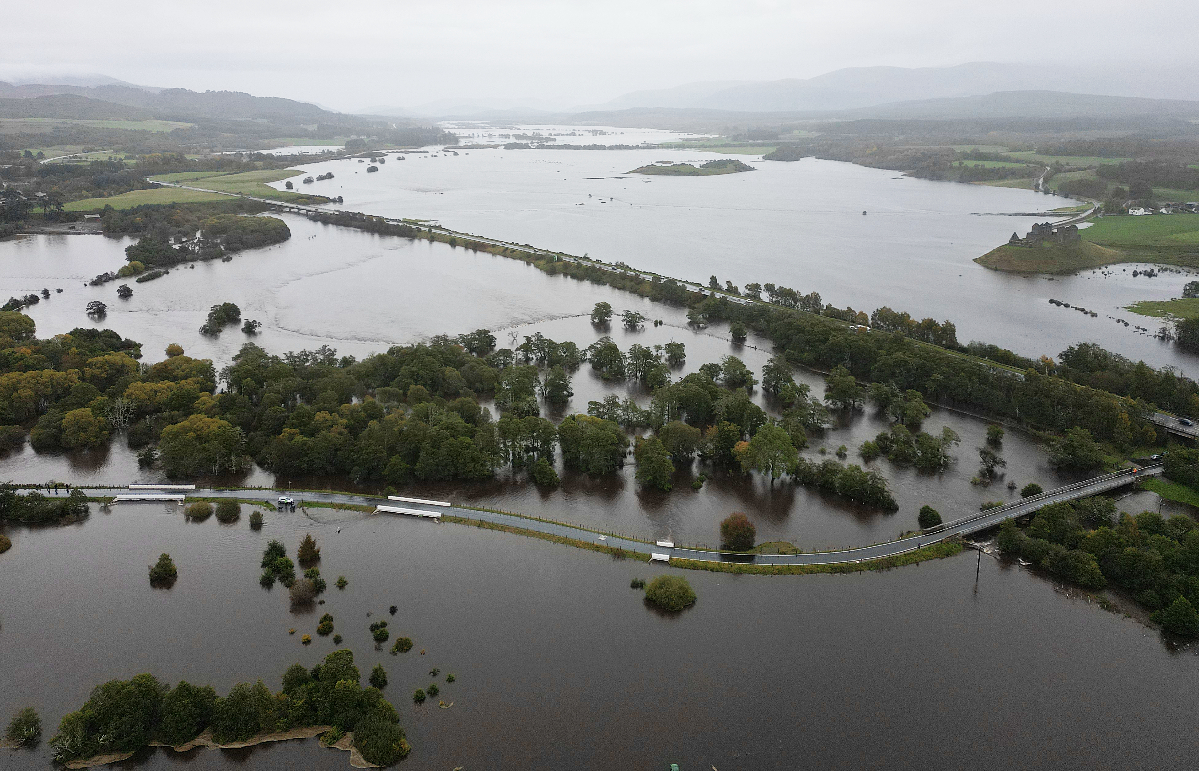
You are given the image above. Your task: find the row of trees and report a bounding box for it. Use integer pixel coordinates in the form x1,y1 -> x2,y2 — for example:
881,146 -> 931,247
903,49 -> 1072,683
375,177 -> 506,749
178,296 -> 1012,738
50,650 -> 409,766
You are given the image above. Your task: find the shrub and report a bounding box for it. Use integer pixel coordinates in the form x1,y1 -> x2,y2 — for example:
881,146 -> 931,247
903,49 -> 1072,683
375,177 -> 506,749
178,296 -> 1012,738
429,668 -> 439,677
333,634 -> 343,645
289,578 -> 317,607
0,533 -> 11,554
249,511 -> 263,529
644,574 -> 697,612
185,502 -> 213,521
157,682 -> 216,747
210,680 -> 277,743
1021,483 -> 1043,498
148,553 -> 178,586
389,605 -> 397,615
1153,595 -> 1199,638
304,567 -> 327,594
372,626 -> 390,643
445,674 -> 455,683
5,707 -> 41,747
917,505 -> 942,529
720,512 -> 756,551
529,457 -> 560,488
412,689 -> 426,704
297,533 -> 320,565
391,637 -> 413,654
301,634 -> 312,645
369,665 -> 388,689
426,683 -> 439,697
336,575 -> 348,590
261,540 -> 286,567
630,577 -> 646,589
353,713 -> 410,765
214,500 -> 240,523
259,570 -> 275,588
49,673 -> 164,762
317,614 -> 334,636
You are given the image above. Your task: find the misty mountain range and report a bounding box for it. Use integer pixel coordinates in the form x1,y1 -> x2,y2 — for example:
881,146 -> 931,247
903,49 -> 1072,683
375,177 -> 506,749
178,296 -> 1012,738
4,62 -> 1199,126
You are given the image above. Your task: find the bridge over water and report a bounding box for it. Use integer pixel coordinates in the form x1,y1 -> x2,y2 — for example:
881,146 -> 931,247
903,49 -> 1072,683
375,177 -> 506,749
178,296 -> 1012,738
83,464 -> 1161,567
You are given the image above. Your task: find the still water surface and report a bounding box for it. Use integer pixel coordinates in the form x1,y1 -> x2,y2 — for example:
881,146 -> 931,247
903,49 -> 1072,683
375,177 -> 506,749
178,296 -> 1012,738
1,503 -> 1197,770
277,147 -> 1195,372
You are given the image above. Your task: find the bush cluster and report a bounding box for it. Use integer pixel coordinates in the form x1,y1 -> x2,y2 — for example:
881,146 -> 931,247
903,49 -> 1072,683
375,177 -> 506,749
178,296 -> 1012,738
643,574 -> 697,612
148,553 -> 178,586
49,651 -> 408,765
214,500 -> 240,523
259,540 -> 295,588
998,497 -> 1199,636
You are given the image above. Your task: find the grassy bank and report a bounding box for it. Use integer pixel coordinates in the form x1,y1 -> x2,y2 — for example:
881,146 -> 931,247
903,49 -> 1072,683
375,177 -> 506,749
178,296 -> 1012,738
149,169 -> 326,204
1140,477 -> 1199,508
672,540 -> 964,575
1125,298 -> 1199,320
974,240 -> 1122,273
630,159 -> 754,176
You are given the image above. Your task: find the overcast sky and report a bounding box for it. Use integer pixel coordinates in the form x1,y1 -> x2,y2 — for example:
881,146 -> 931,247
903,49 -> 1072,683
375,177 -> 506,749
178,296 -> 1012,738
4,0 -> 1198,112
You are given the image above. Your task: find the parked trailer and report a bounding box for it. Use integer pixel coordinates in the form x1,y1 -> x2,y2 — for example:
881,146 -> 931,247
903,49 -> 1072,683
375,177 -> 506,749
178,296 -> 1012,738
386,495 -> 451,507
650,553 -> 671,563
114,493 -> 186,502
375,505 -> 442,520
655,540 -> 675,549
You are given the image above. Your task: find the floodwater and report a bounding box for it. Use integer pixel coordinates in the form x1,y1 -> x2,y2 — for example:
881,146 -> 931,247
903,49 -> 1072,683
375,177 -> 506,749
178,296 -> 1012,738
1,503 -> 1197,770
0,303 -> 1081,549
276,147 -> 1197,373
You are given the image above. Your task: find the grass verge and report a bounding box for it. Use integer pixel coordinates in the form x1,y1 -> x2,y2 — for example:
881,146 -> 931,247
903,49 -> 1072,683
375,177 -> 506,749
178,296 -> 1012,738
65,187 -> 229,211
1125,298 -> 1199,320
1140,477 -> 1199,508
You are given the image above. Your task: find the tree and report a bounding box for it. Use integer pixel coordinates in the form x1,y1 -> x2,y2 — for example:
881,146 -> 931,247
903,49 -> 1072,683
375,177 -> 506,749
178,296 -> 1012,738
729,321 -> 747,342
986,424 -> 1005,447
214,500 -> 240,523
557,414 -> 628,476
149,553 -> 177,586
634,436 -> 674,491
918,505 -> 942,529
1021,482 -> 1043,498
1048,427 -> 1106,472
157,682 -> 216,747
761,354 -> 794,395
369,664 -> 388,689
720,513 -> 756,551
644,574 -> 697,611
621,310 -> 645,330
663,341 -> 686,366
590,302 -> 613,325
116,284 -> 133,299
540,365 -> 573,406
657,420 -> 702,463
1153,595 -> 1199,637
297,533 -> 321,565
60,408 -> 109,449
978,446 -> 1007,480
165,343 -> 184,357
740,423 -> 797,484
86,300 -> 107,318
719,355 -> 757,390
824,366 -> 863,410
157,414 -> 246,477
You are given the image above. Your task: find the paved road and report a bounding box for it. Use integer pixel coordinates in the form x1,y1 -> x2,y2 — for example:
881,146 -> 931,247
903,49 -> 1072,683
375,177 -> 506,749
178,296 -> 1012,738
77,464 -> 1160,567
1151,412 -> 1199,441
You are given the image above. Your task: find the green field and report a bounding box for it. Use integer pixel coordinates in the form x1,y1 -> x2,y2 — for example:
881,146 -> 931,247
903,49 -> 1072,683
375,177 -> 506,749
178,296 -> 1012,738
149,169 -> 321,203
64,187 -> 229,211
1006,151 -> 1129,166
1124,298 -> 1199,320
956,159 -> 1038,169
1084,213 -> 1199,248
951,145 -> 1010,153
978,177 -> 1039,189
1,118 -> 192,134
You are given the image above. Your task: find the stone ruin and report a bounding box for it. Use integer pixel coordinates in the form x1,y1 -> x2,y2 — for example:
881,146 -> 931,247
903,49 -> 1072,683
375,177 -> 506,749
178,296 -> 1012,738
1008,222 -> 1080,247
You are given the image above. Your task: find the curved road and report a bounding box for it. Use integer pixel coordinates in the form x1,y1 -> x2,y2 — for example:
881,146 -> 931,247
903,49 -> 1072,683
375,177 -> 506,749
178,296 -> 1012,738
80,464 -> 1160,567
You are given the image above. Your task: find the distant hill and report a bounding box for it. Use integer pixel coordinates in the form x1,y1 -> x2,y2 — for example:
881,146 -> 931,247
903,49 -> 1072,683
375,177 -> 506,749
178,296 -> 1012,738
595,62 -> 1199,114
848,90 -> 1199,121
0,81 -> 356,126
0,94 -> 158,121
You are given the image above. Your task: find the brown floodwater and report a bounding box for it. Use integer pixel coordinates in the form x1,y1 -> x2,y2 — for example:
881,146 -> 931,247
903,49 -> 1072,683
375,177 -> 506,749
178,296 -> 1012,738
1,503 -> 1197,770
